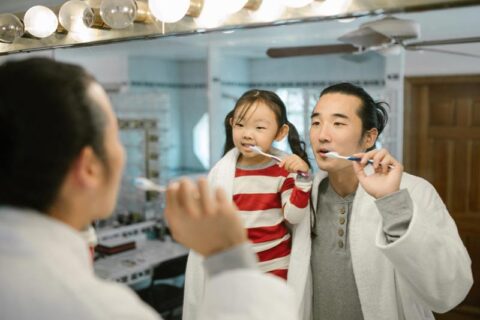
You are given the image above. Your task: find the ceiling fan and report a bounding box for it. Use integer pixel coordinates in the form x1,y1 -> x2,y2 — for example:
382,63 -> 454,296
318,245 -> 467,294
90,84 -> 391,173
266,16 -> 480,59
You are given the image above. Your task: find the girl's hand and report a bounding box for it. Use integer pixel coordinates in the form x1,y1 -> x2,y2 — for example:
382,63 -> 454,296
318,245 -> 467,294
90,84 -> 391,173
279,154 -> 309,174
352,148 -> 403,199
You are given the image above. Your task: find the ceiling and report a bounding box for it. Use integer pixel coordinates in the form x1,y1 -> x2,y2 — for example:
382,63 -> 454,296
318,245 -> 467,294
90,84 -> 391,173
1,2 -> 479,61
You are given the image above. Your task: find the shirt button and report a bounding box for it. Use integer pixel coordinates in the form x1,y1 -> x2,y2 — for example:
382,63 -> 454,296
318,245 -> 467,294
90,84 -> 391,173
339,217 -> 345,225
338,240 -> 344,248
339,207 -> 345,214
338,229 -> 344,237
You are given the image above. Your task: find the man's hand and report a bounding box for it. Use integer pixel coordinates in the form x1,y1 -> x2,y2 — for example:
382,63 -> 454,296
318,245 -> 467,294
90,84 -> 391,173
164,177 -> 247,256
352,148 -> 403,199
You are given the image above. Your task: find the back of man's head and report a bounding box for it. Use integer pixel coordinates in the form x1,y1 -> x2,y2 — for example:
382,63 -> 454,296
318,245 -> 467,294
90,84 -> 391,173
0,58 -> 107,213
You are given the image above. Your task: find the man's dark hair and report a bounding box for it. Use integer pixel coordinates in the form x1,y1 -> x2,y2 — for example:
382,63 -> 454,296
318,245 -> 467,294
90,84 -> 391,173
0,58 -> 108,213
320,82 -> 389,151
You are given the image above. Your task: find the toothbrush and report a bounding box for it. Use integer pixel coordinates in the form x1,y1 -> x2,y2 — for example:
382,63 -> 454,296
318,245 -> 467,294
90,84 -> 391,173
134,177 -> 167,193
249,145 -> 309,177
325,151 -> 394,168
249,145 -> 283,163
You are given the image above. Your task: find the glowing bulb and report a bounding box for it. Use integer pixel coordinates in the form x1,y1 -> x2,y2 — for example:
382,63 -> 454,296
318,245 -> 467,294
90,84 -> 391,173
195,0 -> 225,28
59,0 -> 94,33
223,0 -> 248,14
0,13 -> 24,43
100,0 -> 137,29
148,0 -> 190,23
282,0 -> 313,8
250,0 -> 285,22
24,6 -> 58,38
314,0 -> 352,16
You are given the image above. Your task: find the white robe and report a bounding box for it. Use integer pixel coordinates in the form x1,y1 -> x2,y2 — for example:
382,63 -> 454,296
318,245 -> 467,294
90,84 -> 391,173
0,206 -> 298,320
306,168 -> 473,320
183,148 -> 312,320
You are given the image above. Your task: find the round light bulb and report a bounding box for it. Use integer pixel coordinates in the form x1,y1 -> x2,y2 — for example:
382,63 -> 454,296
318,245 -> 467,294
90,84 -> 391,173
282,0 -> 314,8
59,0 -> 94,33
0,13 -> 24,43
250,0 -> 285,22
100,0 -> 137,29
222,0 -> 248,14
24,6 -> 58,38
148,0 -> 190,23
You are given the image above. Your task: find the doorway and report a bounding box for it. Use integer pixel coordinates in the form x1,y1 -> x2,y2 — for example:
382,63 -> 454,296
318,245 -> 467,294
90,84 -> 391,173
404,75 -> 480,320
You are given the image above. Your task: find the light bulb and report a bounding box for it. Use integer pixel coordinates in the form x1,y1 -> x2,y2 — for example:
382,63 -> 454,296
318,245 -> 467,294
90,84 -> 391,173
100,0 -> 137,29
314,0 -> 352,16
282,0 -> 313,8
24,6 -> 58,38
59,0 -> 94,33
0,13 -> 24,43
250,0 -> 285,22
148,0 -> 190,23
223,0 -> 248,14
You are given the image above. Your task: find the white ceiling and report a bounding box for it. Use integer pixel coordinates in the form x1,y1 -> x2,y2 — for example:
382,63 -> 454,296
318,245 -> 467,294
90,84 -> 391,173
1,2 -> 480,62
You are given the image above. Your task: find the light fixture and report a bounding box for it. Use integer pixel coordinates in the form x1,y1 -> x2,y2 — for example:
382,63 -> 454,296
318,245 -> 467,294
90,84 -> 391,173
250,0 -> 285,22
223,0 -> 249,14
314,0 -> 352,16
59,0 -> 94,33
148,0 -> 191,23
282,0 -> 314,8
23,5 -> 58,38
195,0 -> 248,27
0,13 -> 24,43
100,0 -> 137,29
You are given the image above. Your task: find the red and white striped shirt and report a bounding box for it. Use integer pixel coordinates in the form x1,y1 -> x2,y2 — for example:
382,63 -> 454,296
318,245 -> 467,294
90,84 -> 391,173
233,162 -> 311,280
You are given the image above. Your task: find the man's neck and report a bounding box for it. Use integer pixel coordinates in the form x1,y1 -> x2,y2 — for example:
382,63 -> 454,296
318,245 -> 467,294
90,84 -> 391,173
327,166 -> 359,198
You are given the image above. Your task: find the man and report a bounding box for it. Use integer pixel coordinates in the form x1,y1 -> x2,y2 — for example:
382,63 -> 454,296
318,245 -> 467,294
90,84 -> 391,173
0,58 -> 296,320
301,82 -> 473,319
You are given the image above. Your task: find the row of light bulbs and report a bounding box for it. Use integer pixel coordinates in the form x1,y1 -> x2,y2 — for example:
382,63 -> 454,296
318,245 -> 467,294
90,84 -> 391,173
0,0 -> 345,43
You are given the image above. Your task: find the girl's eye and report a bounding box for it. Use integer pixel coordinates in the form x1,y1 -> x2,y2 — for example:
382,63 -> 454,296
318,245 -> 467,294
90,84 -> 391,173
235,123 -> 244,127
256,126 -> 266,130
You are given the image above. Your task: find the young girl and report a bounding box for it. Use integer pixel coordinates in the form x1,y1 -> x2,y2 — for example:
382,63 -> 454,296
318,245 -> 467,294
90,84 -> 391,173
183,89 -> 313,320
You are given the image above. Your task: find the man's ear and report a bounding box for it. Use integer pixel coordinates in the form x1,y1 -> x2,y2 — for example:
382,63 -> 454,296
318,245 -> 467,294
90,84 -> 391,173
69,146 -> 103,188
275,124 -> 289,142
363,128 -> 378,150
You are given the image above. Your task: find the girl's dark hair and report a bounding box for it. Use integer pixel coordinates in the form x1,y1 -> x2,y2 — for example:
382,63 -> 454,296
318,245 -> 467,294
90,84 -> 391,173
223,89 -> 310,168
320,82 -> 389,151
0,57 -> 108,213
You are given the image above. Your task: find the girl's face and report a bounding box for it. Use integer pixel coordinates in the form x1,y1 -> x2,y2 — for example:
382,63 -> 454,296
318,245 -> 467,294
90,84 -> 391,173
231,102 -> 287,166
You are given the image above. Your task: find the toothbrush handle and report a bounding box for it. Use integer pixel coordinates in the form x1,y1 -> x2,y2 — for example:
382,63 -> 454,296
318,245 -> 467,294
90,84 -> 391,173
348,157 -> 394,169
268,154 -> 309,177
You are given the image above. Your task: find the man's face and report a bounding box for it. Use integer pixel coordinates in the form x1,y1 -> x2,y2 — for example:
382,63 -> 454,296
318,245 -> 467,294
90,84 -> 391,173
309,93 -> 375,173
87,82 -> 125,220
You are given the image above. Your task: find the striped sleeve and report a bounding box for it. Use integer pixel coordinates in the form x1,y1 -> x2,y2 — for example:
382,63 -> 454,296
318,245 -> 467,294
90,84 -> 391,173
281,173 -> 312,224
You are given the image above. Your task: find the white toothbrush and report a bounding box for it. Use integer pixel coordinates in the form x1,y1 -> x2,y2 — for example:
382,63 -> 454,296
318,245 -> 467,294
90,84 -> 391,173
134,177 -> 166,193
249,145 -> 283,162
325,151 -> 394,168
249,145 -> 309,177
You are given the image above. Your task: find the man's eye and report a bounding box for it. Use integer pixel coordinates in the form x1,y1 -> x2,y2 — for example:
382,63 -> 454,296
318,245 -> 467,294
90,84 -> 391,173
311,121 -> 320,126
256,127 -> 266,130
334,122 -> 345,127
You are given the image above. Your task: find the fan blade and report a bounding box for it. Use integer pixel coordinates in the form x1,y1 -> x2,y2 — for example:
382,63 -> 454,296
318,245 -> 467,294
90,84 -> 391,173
405,36 -> 480,49
407,46 -> 480,59
339,26 -> 392,48
266,44 -> 357,58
